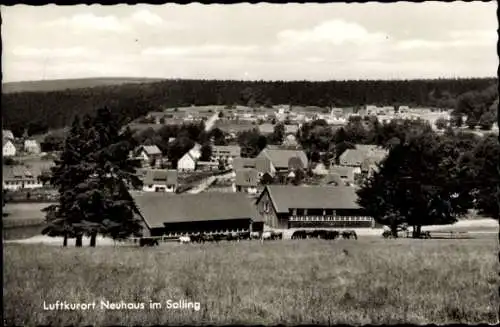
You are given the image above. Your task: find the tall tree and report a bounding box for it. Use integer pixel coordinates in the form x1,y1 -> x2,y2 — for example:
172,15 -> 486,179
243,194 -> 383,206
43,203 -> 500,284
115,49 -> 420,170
42,107 -> 144,247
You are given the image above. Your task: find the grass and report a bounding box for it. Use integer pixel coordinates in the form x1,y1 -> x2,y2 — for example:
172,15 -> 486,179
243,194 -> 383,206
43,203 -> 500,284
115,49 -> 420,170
3,238 -> 498,326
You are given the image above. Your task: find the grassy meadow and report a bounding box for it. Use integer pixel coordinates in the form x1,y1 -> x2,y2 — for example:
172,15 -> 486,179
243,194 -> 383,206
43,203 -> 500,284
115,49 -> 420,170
4,237 -> 499,326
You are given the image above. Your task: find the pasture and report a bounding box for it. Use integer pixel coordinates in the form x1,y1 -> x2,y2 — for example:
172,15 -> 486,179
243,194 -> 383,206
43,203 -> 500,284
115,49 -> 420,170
4,237 -> 498,325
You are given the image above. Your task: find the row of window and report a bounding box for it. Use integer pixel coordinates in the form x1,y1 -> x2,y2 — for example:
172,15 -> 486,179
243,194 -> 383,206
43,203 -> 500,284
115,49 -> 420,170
4,180 -> 41,186
165,228 -> 249,236
290,216 -> 372,222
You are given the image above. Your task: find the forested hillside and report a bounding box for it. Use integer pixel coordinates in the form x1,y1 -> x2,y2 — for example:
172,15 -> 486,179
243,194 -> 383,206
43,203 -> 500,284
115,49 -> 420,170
2,77 -> 496,137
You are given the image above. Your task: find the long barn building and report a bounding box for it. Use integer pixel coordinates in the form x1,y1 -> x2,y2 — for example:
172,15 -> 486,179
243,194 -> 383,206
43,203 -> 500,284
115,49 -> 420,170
255,185 -> 375,229
132,192 -> 263,236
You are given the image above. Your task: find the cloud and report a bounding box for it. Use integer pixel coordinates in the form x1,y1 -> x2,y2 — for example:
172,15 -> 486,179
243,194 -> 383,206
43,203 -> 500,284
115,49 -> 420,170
277,20 -> 387,46
45,13 -> 128,32
10,46 -> 99,59
142,44 -> 260,58
130,9 -> 164,26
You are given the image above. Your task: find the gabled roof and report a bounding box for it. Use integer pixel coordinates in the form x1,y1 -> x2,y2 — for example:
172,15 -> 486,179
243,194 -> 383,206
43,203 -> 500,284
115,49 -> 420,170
259,185 -> 361,213
138,169 -> 178,185
3,165 -> 41,180
235,168 -> 259,187
258,148 -> 308,170
139,145 -> 162,156
132,192 -> 263,228
232,156 -> 272,174
3,130 -> 14,140
339,149 -> 366,167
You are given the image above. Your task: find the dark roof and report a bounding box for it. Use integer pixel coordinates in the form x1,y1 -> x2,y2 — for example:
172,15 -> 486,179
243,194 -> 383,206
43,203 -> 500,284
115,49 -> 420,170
235,168 -> 259,187
132,192 -> 263,228
258,148 -> 308,170
261,185 -> 361,213
138,169 -> 178,185
138,145 -> 162,156
3,165 -> 41,180
232,157 -> 272,173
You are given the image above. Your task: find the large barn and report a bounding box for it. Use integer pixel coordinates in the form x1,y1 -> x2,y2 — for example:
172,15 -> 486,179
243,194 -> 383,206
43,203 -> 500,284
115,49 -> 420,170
255,185 -> 374,229
132,192 -> 263,236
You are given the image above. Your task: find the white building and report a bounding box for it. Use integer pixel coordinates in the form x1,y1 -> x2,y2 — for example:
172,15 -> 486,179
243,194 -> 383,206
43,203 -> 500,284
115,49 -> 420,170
177,152 -> 197,172
138,168 -> 178,193
3,166 -> 44,191
24,139 -> 41,154
3,139 -> 17,157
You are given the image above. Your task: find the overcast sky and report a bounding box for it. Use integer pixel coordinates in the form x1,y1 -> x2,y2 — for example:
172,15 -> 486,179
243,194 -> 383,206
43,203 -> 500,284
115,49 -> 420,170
1,2 -> 497,82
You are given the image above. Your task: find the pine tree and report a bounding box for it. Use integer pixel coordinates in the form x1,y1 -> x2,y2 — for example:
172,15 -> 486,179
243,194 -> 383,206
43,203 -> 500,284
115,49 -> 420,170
42,108 -> 144,247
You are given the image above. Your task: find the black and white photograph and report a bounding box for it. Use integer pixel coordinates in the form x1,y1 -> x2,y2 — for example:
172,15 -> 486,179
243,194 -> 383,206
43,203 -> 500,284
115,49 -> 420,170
2,2 -> 499,325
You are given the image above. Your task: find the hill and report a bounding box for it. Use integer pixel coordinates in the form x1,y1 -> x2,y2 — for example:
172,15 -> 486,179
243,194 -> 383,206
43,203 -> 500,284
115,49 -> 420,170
2,77 -> 496,137
2,77 -> 165,94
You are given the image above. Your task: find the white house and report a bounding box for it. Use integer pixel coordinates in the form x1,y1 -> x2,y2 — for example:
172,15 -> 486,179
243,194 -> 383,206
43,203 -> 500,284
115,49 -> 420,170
138,168 -> 178,193
24,139 -> 41,154
177,152 -> 197,172
3,165 -> 44,191
3,139 -> 17,157
134,145 -> 163,168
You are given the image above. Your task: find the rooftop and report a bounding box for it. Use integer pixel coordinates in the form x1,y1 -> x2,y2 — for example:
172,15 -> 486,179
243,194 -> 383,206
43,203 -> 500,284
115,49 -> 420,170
132,192 -> 263,228
262,185 -> 361,212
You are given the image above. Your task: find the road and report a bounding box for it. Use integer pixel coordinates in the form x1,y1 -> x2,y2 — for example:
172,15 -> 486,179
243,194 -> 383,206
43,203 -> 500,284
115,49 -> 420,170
204,111 -> 220,132
186,171 -> 234,194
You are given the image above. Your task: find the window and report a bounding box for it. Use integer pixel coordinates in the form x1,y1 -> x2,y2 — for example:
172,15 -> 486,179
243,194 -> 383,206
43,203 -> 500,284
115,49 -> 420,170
296,209 -> 304,216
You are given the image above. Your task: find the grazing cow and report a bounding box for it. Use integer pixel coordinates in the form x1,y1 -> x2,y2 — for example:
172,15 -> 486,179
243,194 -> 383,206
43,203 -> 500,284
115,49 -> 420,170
140,237 -> 159,247
324,230 -> 340,240
250,232 -> 261,240
238,231 -> 251,240
226,232 -> 241,242
271,231 -> 283,240
178,236 -> 191,243
291,230 -> 307,239
262,231 -> 273,241
341,230 -> 358,240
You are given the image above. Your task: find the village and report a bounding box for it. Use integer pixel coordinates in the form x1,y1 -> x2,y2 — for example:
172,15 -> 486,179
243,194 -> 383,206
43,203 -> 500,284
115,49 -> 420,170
4,101 -> 494,240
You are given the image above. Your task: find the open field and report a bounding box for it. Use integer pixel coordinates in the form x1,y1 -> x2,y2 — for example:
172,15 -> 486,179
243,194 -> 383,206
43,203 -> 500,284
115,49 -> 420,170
4,238 -> 499,325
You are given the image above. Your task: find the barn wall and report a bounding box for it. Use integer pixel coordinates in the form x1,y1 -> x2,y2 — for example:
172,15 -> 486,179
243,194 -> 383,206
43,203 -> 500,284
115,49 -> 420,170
162,219 -> 253,235
256,191 -> 279,228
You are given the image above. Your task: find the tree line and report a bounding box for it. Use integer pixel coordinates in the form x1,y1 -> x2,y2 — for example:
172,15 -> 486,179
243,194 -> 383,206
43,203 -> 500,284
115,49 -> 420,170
3,77 -> 496,137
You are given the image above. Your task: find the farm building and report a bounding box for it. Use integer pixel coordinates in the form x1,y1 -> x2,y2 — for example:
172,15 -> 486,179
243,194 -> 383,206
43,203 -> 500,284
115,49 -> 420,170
327,166 -> 356,185
23,139 -> 41,154
137,168 -> 178,193
134,145 -> 163,168
256,147 -> 308,175
3,139 -> 17,157
232,157 -> 272,176
255,185 -> 374,229
132,192 -> 264,236
177,143 -> 202,172
211,145 -> 241,163
3,165 -> 45,190
234,168 -> 259,194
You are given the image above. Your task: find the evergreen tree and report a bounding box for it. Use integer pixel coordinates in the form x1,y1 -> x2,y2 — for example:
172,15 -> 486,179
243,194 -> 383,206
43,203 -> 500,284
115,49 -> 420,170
42,107 -> 144,247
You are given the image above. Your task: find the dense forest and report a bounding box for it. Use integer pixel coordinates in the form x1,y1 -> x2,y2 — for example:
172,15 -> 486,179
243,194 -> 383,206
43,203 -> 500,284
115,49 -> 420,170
2,77 -> 496,137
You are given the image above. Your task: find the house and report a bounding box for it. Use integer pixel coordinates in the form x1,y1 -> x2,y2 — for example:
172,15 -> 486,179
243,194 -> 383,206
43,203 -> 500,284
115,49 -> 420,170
135,145 -> 163,167
258,123 -> 275,135
257,148 -> 308,174
232,157 -> 273,176
138,168 -> 178,193
255,185 -> 374,229
3,139 -> 17,157
177,152 -> 197,172
132,192 -> 264,236
197,161 -> 219,171
2,165 -> 44,190
234,168 -> 259,194
3,130 -> 14,140
177,143 -> 202,172
211,145 -> 241,163
23,139 -> 41,154
325,166 -> 356,186
338,149 -> 366,172
282,134 -> 299,147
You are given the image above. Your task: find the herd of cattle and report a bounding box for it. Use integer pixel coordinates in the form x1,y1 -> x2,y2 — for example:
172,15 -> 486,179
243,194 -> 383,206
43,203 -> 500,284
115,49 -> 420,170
139,229 -> 358,246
